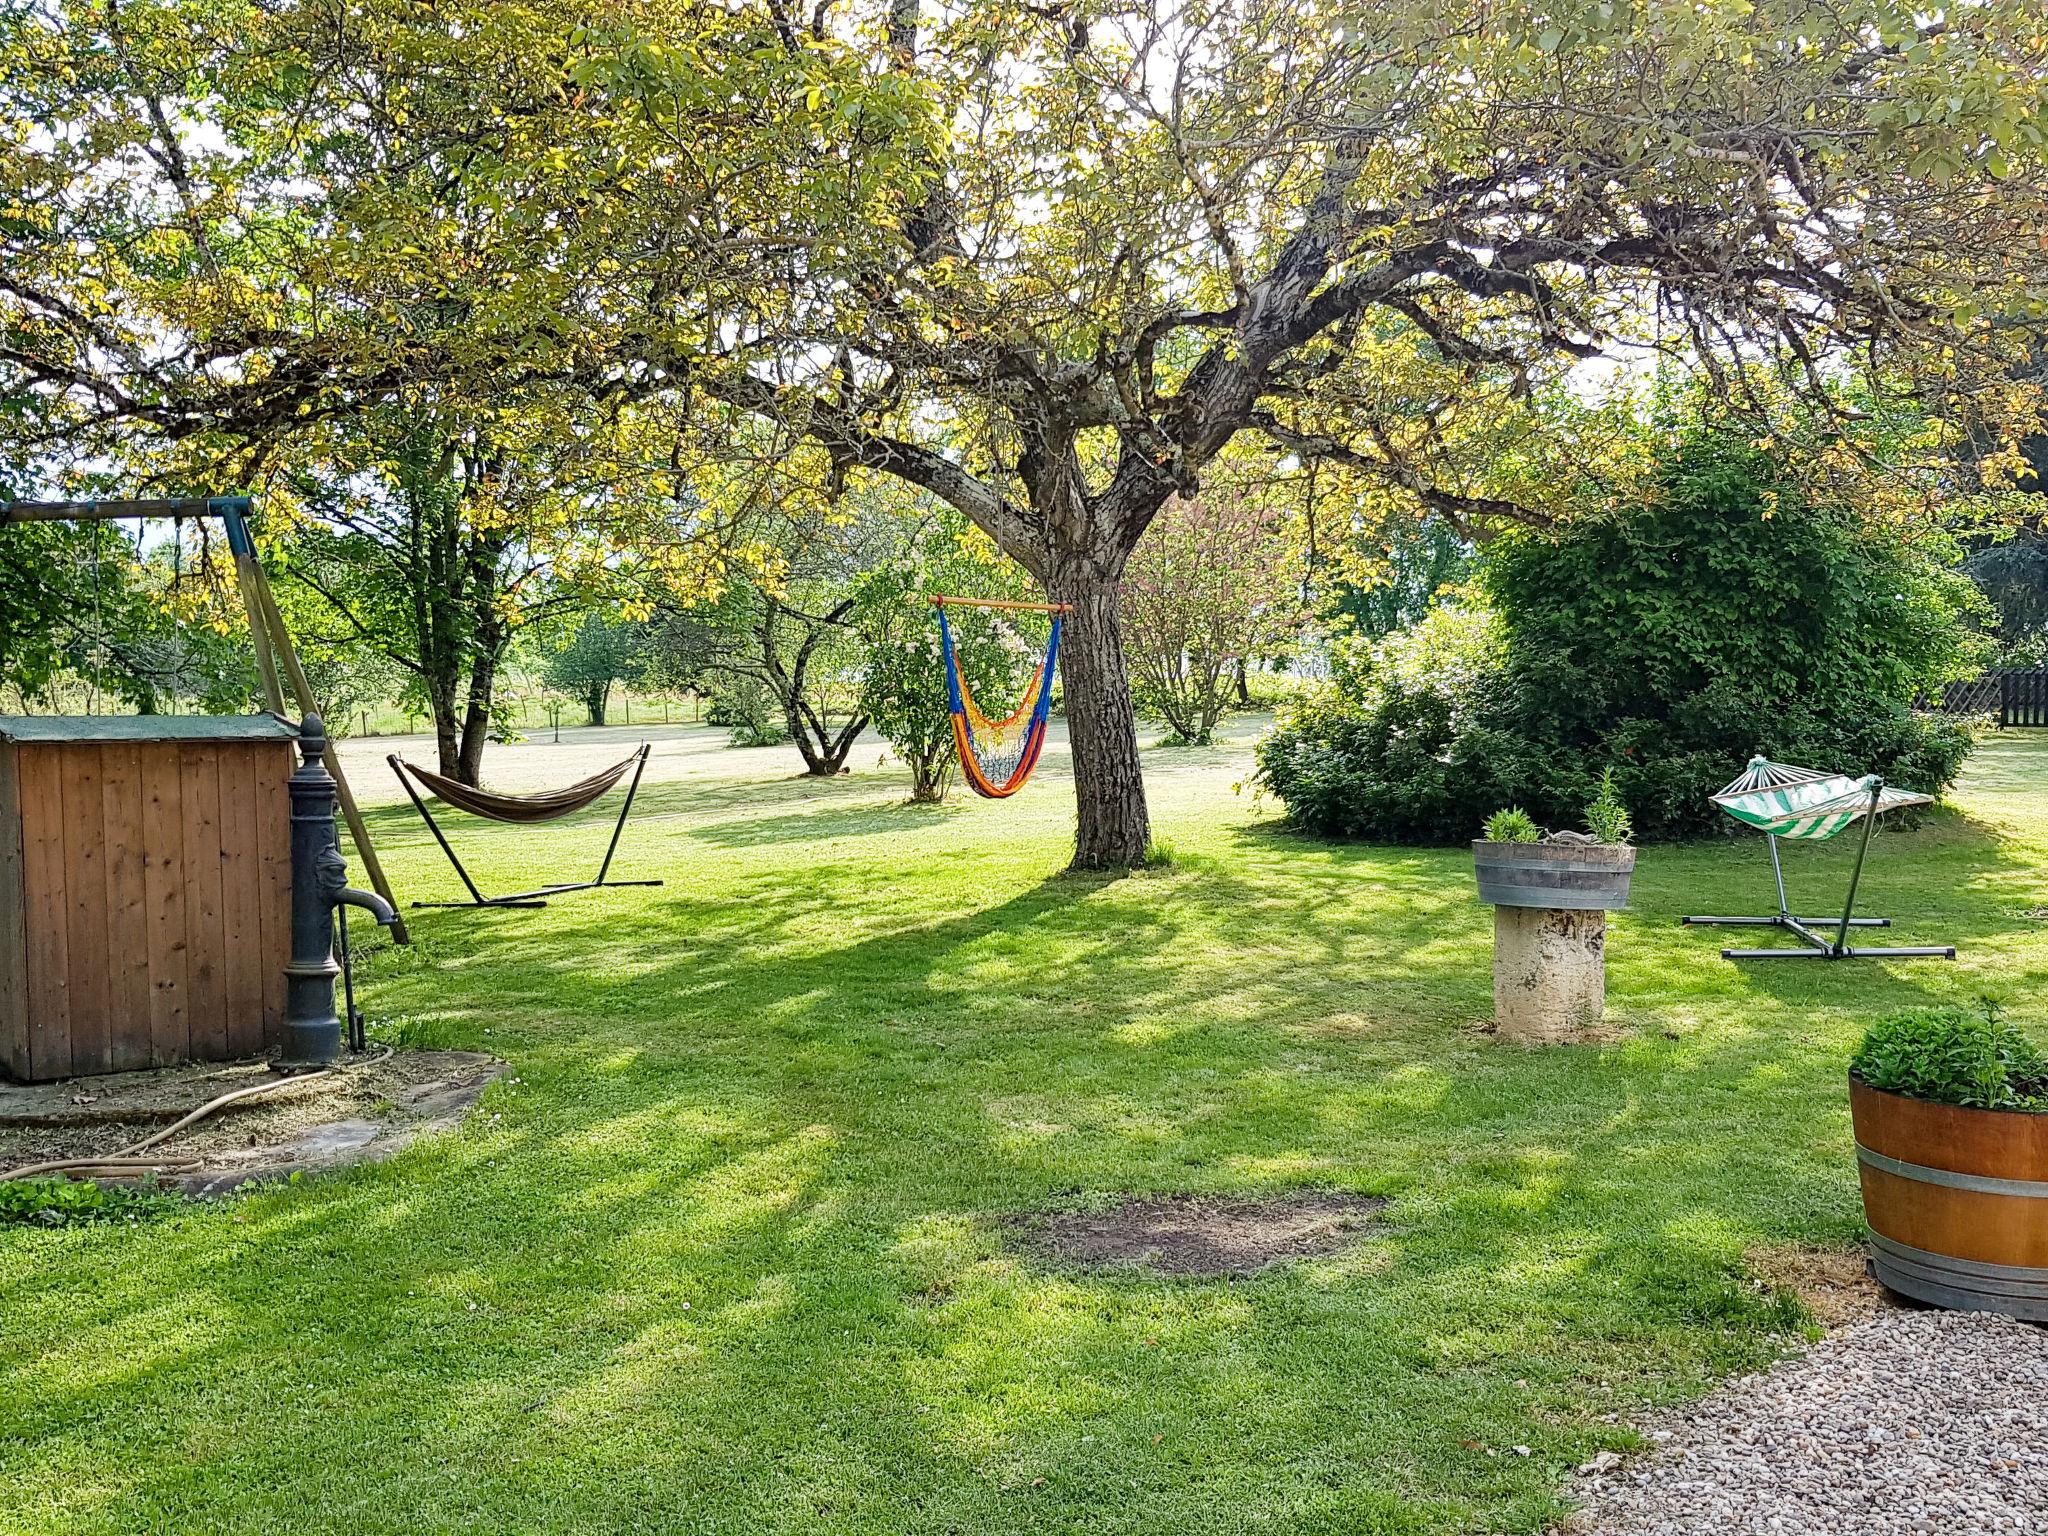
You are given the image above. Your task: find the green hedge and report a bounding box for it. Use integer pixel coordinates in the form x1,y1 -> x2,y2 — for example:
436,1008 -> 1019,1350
1255,430 -> 1983,842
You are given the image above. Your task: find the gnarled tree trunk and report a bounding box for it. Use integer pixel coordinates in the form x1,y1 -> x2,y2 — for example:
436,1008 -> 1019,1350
759,594 -> 867,776
1048,559 -> 1150,869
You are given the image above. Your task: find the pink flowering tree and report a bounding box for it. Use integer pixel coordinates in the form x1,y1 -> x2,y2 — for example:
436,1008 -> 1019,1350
1122,487 -> 1305,746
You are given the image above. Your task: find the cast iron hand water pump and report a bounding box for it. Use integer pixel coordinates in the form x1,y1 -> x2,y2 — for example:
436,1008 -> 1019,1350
283,715 -> 397,1065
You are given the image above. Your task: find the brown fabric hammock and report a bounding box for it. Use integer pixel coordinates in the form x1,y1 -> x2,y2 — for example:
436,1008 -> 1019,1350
386,744 -> 664,909
391,752 -> 642,824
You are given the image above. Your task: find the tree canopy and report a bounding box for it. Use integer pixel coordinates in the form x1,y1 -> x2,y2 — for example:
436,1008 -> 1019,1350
5,0 -> 2046,861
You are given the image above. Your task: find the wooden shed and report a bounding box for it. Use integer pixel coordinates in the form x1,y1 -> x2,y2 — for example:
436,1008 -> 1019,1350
0,716 -> 296,1083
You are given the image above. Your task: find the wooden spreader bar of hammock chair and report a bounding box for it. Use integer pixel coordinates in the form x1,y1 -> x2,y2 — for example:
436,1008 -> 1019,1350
388,744 -> 664,909
927,596 -> 1073,613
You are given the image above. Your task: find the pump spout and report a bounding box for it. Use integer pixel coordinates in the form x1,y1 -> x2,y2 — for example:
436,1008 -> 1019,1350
335,885 -> 398,927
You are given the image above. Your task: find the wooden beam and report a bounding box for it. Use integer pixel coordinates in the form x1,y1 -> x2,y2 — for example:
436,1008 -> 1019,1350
1,496 -> 250,523
245,559 -> 411,945
927,596 -> 1072,613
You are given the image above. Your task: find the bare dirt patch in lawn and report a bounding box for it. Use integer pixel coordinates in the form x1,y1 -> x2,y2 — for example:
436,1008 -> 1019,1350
1008,1191 -> 1388,1278
0,1049 -> 504,1195
1746,1242 -> 1894,1327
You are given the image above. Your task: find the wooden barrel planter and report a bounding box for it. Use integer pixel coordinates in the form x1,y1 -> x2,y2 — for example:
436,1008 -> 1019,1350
1472,841 -> 1637,909
1472,841 -> 1635,1043
1850,1075 -> 2048,1320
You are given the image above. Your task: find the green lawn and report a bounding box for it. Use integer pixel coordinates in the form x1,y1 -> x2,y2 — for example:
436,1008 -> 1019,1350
6,723 -> 2047,1536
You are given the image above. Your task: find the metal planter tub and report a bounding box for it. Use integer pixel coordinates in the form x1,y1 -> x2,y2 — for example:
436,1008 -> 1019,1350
1471,841 -> 1636,911
1850,1075 -> 2048,1320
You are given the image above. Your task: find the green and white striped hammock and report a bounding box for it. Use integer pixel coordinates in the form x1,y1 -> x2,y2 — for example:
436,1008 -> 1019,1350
1685,756 -> 1952,962
1710,757 -> 1931,841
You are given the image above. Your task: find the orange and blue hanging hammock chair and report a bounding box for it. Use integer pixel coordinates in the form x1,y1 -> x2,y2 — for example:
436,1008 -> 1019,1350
930,596 -> 1067,799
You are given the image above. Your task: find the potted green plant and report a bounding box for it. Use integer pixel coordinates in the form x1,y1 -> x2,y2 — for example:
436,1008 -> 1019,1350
1848,1005 -> 2048,1319
1472,773 -> 1638,1043
1471,771 -> 1637,911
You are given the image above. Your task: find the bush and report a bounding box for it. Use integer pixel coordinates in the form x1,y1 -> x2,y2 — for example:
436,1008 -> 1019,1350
1256,678 -> 1503,842
1851,1006 -> 2048,1112
1256,428 -> 1984,842
705,675 -> 791,746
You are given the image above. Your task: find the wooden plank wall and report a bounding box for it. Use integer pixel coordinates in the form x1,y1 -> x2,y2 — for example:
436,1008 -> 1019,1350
0,739 -> 293,1082
0,747 -> 27,1081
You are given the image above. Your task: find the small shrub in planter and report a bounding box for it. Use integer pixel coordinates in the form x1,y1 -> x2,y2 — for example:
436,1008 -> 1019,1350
1848,1005 -> 2048,1320
1851,1006 -> 2048,1112
1584,769 -> 1632,847
1471,780 -> 1636,912
1481,807 -> 1539,844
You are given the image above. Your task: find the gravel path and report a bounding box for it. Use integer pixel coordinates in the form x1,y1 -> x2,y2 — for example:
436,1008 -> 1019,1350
1565,1309 -> 2048,1535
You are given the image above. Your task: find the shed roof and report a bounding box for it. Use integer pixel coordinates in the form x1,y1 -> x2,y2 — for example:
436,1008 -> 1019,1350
0,714 -> 298,744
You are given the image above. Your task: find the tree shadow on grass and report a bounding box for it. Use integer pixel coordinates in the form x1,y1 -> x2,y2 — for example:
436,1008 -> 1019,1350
11,750 -> 2048,1534
0,913 -> 1923,1536
1220,802 -> 2048,1026
684,797 -> 970,850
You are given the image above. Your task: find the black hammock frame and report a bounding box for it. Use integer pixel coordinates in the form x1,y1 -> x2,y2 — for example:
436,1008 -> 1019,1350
388,744 -> 664,909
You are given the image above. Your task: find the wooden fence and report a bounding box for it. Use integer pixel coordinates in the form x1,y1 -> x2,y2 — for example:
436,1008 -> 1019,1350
1922,669 -> 2048,726
2005,669 -> 2048,727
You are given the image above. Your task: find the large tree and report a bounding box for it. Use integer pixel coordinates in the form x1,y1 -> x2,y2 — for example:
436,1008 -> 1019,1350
270,404 -> 633,783
6,0 -> 2046,863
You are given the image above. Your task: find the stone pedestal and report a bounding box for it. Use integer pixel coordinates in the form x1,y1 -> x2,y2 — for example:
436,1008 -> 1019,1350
1493,906 -> 1607,1043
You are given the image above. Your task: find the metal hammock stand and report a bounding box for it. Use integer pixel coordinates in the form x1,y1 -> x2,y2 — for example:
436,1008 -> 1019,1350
930,596 -> 1068,799
1682,756 -> 1954,961
388,744 -> 664,909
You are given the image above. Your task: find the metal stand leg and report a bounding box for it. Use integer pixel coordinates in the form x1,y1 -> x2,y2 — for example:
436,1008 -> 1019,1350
593,744 -> 659,888
1832,784 -> 1883,953
1683,831 -> 1890,936
389,755 -> 548,908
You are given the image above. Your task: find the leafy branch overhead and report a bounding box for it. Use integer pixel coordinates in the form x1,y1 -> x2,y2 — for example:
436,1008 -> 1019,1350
10,0 -> 2044,530
5,0 -> 2046,865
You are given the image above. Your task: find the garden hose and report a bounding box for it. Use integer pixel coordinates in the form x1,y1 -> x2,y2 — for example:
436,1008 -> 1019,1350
0,1045 -> 395,1184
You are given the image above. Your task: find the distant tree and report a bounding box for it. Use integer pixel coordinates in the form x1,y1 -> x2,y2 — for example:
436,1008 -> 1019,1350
0,520 -> 162,708
1122,487 -> 1305,746
270,407 -> 688,783
643,501 -> 917,773
543,614 -> 647,726
646,581 -> 865,772
1966,529 -> 2048,666
1326,515 -> 1471,644
274,423 -> 566,781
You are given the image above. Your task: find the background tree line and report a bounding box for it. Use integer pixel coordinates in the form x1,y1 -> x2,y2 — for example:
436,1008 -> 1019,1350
3,0 -> 2046,844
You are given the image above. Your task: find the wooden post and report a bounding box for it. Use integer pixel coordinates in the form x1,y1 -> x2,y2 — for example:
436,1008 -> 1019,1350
244,560 -> 410,944
231,555 -> 287,714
